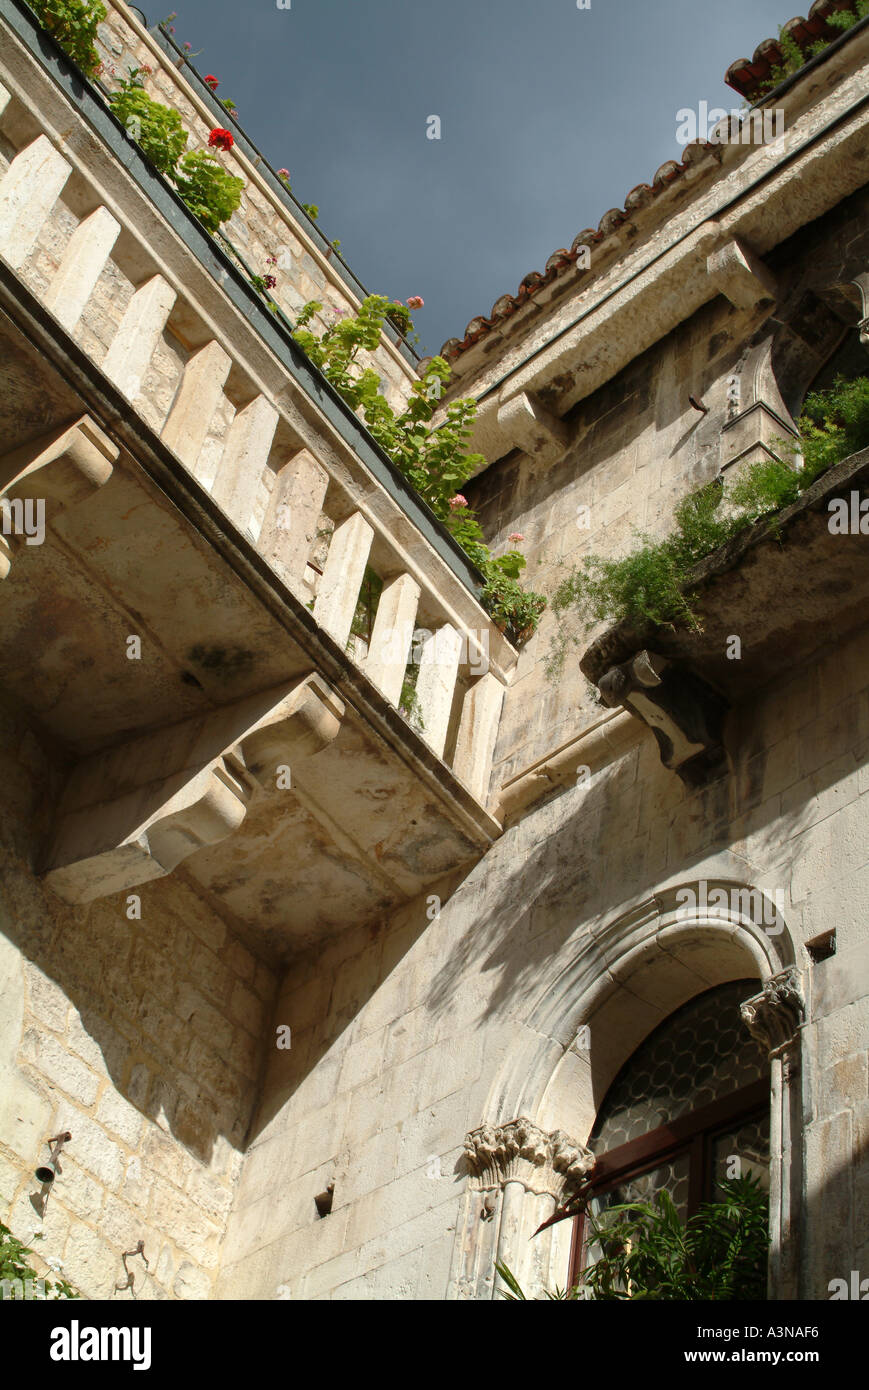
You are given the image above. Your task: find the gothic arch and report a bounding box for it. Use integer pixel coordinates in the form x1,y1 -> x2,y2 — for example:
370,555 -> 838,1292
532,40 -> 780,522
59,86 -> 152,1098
453,881 -> 805,1300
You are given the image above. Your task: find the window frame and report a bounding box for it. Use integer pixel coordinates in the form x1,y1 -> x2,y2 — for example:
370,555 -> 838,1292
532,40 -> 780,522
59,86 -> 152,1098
568,1076 -> 770,1290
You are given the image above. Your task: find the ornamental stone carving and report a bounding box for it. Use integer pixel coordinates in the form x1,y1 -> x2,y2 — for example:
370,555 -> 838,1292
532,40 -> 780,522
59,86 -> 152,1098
740,967 -> 805,1058
464,1117 -> 594,1201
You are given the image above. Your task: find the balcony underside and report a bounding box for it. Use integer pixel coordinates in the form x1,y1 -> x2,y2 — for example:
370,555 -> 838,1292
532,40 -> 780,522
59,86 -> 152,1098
0,268 -> 500,960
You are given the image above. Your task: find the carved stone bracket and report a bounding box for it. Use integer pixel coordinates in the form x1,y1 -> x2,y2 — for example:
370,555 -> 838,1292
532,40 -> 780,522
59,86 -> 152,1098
0,415 -> 117,579
597,650 -> 728,785
707,237 -> 779,311
496,391 -> 569,468
464,1117 -> 594,1202
43,674 -> 344,903
740,967 -> 805,1059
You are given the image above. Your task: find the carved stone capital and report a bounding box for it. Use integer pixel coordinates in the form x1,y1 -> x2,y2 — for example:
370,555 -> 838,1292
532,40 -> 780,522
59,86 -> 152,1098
740,967 -> 805,1058
464,1117 -> 594,1201
597,650 -> 728,784
859,317 -> 869,349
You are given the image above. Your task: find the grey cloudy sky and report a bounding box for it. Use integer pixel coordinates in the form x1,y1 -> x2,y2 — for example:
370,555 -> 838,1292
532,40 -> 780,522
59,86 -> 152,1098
149,0 -> 794,356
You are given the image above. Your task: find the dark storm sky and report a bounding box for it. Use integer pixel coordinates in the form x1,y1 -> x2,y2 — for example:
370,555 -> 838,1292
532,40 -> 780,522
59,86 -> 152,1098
147,0 -> 793,356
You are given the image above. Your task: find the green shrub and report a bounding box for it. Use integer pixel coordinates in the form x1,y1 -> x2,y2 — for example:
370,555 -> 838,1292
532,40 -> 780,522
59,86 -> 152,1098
108,75 -> 188,177
106,73 -> 243,233
28,0 -> 106,79
0,1221 -> 79,1300
174,150 -> 243,234
497,1174 -> 770,1301
547,374 -> 869,677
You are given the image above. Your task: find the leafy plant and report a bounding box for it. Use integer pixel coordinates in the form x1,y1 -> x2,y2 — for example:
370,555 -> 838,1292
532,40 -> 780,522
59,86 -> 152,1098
547,375 -> 869,676
28,0 -> 107,79
292,296 -> 547,639
174,149 -> 244,234
0,1221 -> 80,1300
106,72 -> 243,233
497,1174 -> 769,1301
108,72 -> 188,176
756,2 -> 869,93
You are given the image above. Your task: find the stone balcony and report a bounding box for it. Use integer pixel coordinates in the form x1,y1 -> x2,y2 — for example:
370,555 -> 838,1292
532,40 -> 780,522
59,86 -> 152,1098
0,2 -> 516,957
580,445 -> 869,781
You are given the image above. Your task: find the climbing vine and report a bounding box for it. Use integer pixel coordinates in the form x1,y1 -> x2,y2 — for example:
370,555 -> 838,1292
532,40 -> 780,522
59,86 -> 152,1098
292,295 -> 547,642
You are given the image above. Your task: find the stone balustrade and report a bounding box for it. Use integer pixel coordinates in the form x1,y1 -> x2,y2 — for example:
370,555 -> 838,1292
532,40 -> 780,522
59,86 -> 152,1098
0,50 -> 515,811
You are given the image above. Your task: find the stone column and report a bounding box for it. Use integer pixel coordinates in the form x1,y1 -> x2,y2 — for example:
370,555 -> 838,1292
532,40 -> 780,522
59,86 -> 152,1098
103,274 -> 177,401
161,341 -> 232,472
0,135 -> 71,269
43,206 -> 121,332
313,511 -> 374,647
415,624 -> 463,758
211,395 -> 279,533
740,967 -> 805,1300
452,672 -> 505,803
362,573 -> 420,706
458,1117 -> 594,1300
258,448 -> 330,589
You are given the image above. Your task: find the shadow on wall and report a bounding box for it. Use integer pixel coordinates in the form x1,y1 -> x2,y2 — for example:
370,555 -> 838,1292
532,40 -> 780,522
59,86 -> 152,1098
0,689 -> 277,1180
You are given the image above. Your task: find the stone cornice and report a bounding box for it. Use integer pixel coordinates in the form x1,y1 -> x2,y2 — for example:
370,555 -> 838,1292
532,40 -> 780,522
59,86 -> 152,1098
464,1117 -> 594,1200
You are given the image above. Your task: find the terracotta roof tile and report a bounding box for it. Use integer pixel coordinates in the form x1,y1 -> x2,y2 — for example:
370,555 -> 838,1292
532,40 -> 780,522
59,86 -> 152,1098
432,0 -> 862,369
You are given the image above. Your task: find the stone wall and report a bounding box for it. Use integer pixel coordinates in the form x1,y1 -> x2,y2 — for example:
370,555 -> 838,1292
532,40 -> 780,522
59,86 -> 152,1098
0,694 -> 278,1299
215,605 -> 869,1298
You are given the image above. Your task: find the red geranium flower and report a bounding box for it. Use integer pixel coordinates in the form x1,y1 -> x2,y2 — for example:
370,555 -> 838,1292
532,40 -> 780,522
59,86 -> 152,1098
205,74 -> 219,90
209,128 -> 234,151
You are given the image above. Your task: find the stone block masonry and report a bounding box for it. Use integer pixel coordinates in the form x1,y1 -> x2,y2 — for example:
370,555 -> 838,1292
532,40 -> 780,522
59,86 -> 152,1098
0,698 -> 277,1300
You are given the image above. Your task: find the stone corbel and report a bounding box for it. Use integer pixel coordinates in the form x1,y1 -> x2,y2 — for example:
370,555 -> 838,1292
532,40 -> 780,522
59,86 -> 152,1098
707,237 -> 779,311
42,674 -> 344,903
597,650 -> 728,784
464,1117 -> 594,1203
740,967 -> 805,1061
496,391 -> 570,468
0,415 -> 117,580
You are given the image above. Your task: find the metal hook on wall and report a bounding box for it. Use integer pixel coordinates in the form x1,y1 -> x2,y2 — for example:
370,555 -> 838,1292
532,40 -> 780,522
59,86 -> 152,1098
115,1240 -> 149,1295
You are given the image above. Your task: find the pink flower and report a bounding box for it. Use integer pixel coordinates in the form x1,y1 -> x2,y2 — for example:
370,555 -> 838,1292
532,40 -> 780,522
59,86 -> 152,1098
406,296 -> 424,309
448,494 -> 468,510
277,168 -> 290,179
208,128 -> 234,151
507,532 -> 525,543
267,255 -> 277,266
264,275 -> 277,290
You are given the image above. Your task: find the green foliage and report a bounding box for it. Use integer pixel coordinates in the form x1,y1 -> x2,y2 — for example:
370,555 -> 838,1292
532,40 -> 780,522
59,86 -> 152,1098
174,150 -> 243,234
108,74 -> 188,176
547,375 -> 869,677
292,297 -> 547,639
757,2 -> 869,92
0,1221 -> 80,1300
576,1175 -> 770,1301
28,0 -> 106,79
497,1175 -> 769,1301
107,72 -> 242,233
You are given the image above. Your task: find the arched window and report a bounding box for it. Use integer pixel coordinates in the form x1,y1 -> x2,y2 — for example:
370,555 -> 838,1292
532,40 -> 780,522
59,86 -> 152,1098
568,979 -> 771,1287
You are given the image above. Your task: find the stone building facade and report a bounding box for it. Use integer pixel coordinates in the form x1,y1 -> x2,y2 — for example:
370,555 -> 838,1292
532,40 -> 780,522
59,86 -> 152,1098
0,0 -> 867,1301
